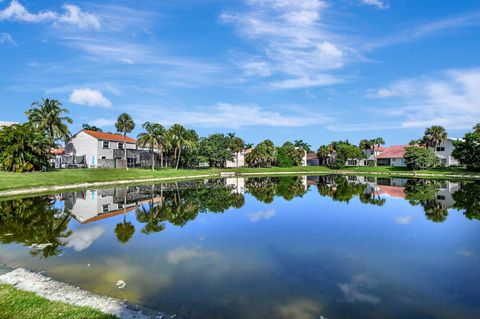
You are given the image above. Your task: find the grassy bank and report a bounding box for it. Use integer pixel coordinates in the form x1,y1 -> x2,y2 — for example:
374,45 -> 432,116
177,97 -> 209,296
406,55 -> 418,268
0,284 -> 116,319
0,166 -> 477,194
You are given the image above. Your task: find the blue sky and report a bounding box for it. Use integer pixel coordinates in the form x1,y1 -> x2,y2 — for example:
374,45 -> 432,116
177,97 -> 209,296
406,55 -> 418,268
1,0 -> 479,148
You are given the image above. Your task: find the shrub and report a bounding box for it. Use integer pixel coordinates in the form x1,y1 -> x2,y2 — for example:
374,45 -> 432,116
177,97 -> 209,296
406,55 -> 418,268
404,146 -> 440,170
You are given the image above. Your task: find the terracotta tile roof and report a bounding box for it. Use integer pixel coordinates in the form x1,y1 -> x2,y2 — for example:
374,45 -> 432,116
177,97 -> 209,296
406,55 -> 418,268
82,130 -> 136,143
307,153 -> 318,160
377,145 -> 409,159
371,145 -> 386,151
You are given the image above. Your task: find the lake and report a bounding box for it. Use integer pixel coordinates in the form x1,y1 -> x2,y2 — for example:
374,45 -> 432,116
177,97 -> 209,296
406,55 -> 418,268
0,175 -> 479,319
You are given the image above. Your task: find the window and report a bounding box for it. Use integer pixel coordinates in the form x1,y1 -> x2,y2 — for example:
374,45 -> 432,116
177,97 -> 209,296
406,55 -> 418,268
127,157 -> 136,168
102,204 -> 109,213
436,147 -> 445,152
102,141 -> 110,149
101,156 -> 106,160
437,195 -> 446,200
118,142 -> 124,149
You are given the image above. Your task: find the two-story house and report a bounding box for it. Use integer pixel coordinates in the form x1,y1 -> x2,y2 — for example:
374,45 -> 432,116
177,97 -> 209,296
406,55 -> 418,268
430,137 -> 460,166
65,130 -> 137,168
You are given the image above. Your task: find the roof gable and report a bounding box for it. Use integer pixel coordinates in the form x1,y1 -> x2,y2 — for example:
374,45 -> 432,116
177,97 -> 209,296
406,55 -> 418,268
377,145 -> 409,159
78,130 -> 136,143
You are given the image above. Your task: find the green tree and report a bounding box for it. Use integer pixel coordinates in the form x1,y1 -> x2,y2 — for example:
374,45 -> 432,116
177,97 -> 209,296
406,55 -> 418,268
369,137 -> 385,166
422,125 -> 447,152
115,113 -> 135,169
82,124 -> 103,132
114,216 -> 135,244
474,123 -> 480,134
330,143 -> 365,169
0,123 -> 49,172
137,122 -> 161,170
277,141 -> 305,167
246,140 -> 277,167
404,146 -> 440,170
405,179 -> 447,222
293,139 -> 312,153
200,133 -> 235,168
168,124 -> 198,169
316,145 -> 333,165
452,132 -> 480,171
25,98 -> 73,148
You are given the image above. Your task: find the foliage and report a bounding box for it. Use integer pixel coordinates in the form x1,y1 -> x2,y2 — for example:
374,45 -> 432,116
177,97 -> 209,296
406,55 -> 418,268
330,142 -> 365,169
168,124 -> 198,169
114,216 -> 135,244
453,181 -> 480,220
137,122 -> 166,170
422,125 -> 447,149
293,139 -> 312,153
25,98 -> 72,148
0,196 -> 72,258
404,179 -> 448,222
82,124 -> 103,132
246,140 -> 277,167
246,176 -> 307,203
276,142 -> 305,167
199,133 -> 235,168
452,132 -> 480,171
316,144 -> 333,165
228,133 -> 245,167
316,176 -> 366,203
0,123 -> 50,172
404,146 -> 440,170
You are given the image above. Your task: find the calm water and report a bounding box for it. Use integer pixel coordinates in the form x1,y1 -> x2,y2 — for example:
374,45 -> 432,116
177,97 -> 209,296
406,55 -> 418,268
1,175 -> 479,319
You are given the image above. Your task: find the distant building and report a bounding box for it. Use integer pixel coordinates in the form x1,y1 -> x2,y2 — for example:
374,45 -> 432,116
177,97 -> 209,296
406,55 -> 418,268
377,145 -> 409,167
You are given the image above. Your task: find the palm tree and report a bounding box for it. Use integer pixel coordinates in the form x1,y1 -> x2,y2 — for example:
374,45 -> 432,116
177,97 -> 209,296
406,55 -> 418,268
423,126 -> 447,153
82,124 -> 102,132
359,139 -> 372,162
370,137 -> 385,166
25,98 -> 73,148
228,133 -> 245,167
153,124 -> 168,168
114,218 -> 135,244
168,124 -> 197,170
115,113 -> 135,169
473,123 -> 480,134
137,122 -> 159,170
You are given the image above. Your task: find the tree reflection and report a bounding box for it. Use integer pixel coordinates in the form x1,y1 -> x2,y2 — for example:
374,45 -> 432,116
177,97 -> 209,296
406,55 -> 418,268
246,176 -> 307,203
404,179 -> 448,223
453,181 -> 480,220
316,176 -> 367,203
0,197 -> 72,258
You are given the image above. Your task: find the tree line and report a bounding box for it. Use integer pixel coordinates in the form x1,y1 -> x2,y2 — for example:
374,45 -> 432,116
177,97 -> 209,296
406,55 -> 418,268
1,98 -> 480,172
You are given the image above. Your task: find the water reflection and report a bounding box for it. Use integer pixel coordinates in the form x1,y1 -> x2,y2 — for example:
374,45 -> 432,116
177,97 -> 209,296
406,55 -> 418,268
1,175 -> 480,318
0,175 -> 479,260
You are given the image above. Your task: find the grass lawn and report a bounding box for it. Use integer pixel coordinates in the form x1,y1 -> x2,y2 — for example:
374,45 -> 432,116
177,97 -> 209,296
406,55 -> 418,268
0,166 -> 476,193
0,284 -> 117,319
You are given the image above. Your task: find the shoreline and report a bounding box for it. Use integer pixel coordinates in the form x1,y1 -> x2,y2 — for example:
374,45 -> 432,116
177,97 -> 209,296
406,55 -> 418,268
0,267 -> 171,319
0,168 -> 479,199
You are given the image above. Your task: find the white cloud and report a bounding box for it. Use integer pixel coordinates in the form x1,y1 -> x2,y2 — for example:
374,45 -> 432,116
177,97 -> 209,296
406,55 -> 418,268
247,209 -> 276,222
339,274 -> 380,304
368,68 -> 480,130
133,102 -> 332,128
65,226 -> 105,252
57,4 -> 100,30
0,1 -> 100,30
221,0 -> 352,88
0,32 -> 15,45
70,88 -> 112,108
360,0 -> 387,9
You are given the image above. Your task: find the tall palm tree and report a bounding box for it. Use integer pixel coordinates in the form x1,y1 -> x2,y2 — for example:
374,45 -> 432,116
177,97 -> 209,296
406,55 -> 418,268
228,133 -> 245,167
423,126 -> 447,153
115,113 -> 135,169
473,123 -> 480,134
168,124 -> 197,170
25,98 -> 73,148
369,137 -> 385,166
359,139 -> 372,161
137,122 -> 159,170
153,124 -> 168,168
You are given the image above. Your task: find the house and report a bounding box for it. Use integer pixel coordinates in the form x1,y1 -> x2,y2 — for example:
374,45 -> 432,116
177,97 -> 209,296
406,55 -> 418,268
376,145 -> 409,167
306,153 -> 320,166
225,148 -> 254,168
430,137 -> 460,166
65,130 -> 137,168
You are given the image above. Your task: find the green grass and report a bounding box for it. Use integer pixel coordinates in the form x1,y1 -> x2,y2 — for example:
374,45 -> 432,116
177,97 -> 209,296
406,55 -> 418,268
0,284 -> 117,319
0,166 -> 477,194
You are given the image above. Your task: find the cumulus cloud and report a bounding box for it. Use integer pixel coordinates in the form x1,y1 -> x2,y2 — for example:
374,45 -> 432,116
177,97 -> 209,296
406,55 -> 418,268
65,226 -> 105,252
0,1 -> 100,30
368,68 -> 480,129
70,88 -> 112,108
247,209 -> 276,222
221,0 -> 352,88
360,0 -> 388,9
339,274 -> 381,304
